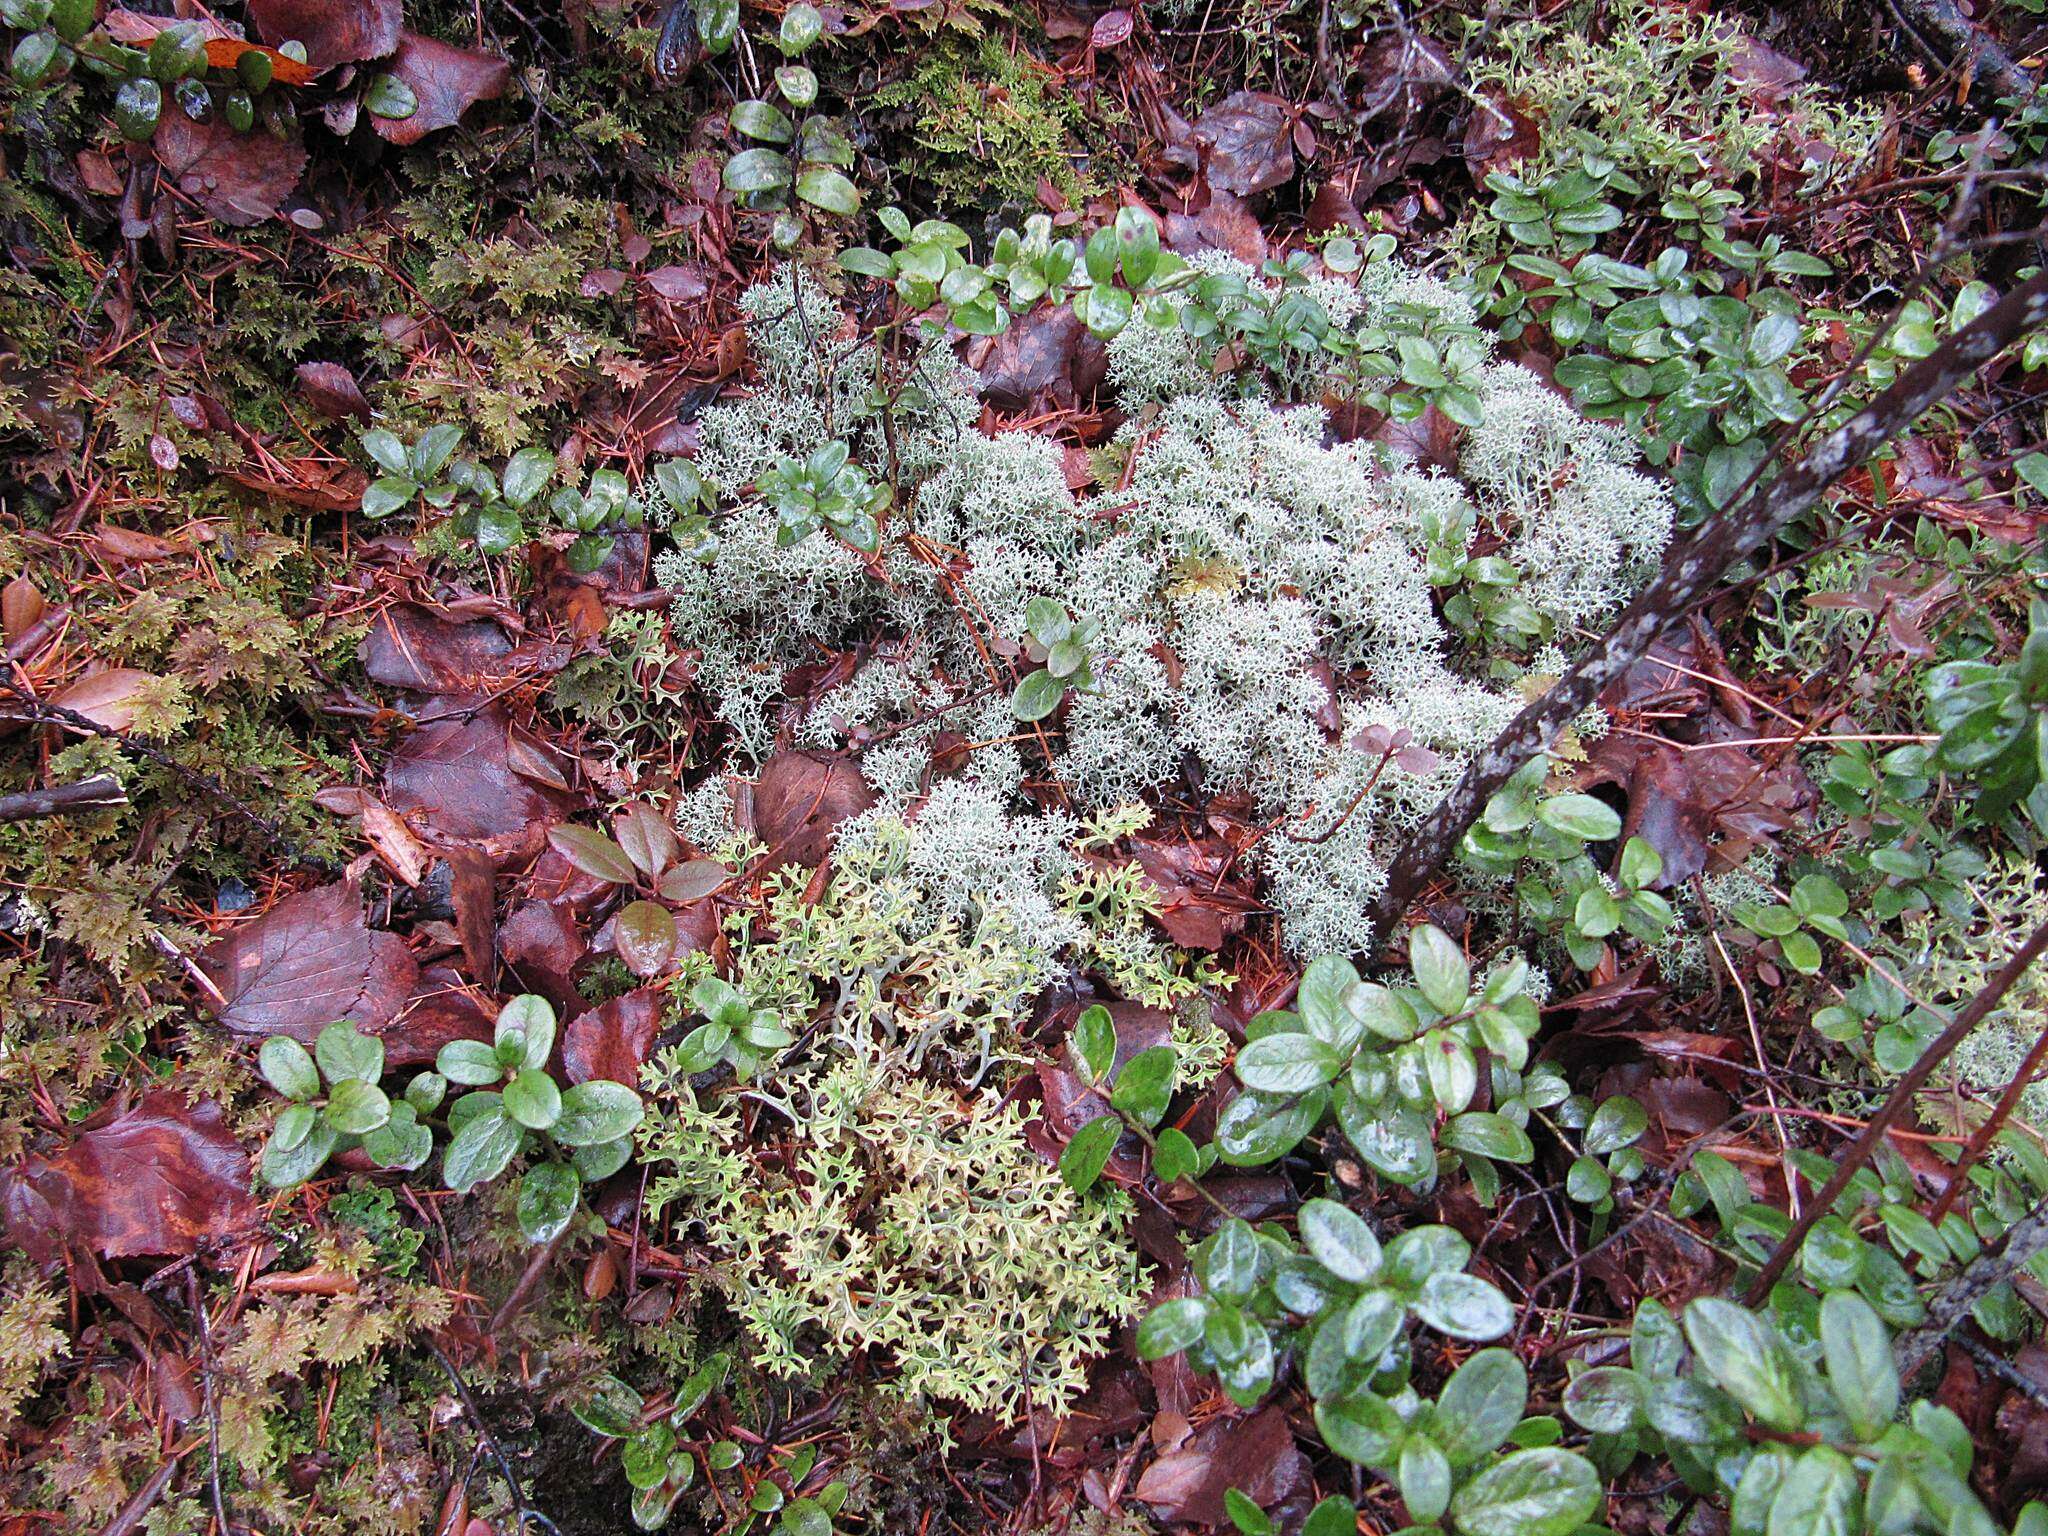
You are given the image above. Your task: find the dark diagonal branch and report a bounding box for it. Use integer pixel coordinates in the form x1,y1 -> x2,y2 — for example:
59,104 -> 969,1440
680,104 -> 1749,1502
1361,270 -> 2048,947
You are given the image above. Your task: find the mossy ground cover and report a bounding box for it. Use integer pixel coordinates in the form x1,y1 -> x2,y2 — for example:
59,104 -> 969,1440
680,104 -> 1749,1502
3,1 -> 2048,1534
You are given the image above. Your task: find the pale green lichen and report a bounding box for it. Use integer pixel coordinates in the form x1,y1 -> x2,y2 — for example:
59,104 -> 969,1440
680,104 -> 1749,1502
639,1052 -> 1144,1418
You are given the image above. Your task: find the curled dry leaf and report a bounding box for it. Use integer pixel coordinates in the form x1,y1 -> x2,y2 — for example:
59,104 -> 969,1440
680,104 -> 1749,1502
368,31 -> 512,148
50,668 -> 168,733
1090,7 -> 1133,47
644,264 -> 709,302
447,847 -> 498,983
974,303 -> 1107,412
359,606 -> 514,693
382,705 -> 578,852
498,899 -> 587,1010
153,109 -> 308,228
1132,1405 -> 1308,1525
2,575 -> 46,640
0,1089 -> 255,1263
197,881 -> 419,1041
313,786 -> 430,886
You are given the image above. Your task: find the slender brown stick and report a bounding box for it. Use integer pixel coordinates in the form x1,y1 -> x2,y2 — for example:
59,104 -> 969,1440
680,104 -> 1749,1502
1928,1009 -> 2048,1224
1744,916 -> 2048,1304
1895,1192 -> 2048,1376
0,774 -> 127,822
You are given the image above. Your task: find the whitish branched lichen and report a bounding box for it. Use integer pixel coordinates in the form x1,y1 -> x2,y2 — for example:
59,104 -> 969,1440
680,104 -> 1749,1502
656,256 -> 1670,955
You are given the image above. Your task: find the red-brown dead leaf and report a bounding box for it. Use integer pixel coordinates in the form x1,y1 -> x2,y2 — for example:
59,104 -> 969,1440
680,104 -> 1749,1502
380,968 -> 494,1067
1183,92 -> 1295,196
745,751 -> 875,872
1366,402 -> 1461,472
975,303 -> 1107,412
48,667 -> 165,733
644,264 -> 709,302
295,362 -> 372,420
498,900 -> 588,1012
198,882 -> 419,1041
562,988 -> 667,1086
447,847 -> 498,983
1125,836 -> 1256,951
1723,31 -> 1807,107
381,705 -> 578,856
153,109 -> 308,228
1133,1405 -> 1307,1525
360,606 -> 514,693
1353,29 -> 1453,124
1164,188 -> 1268,265
246,0 -> 400,67
369,31 -> 512,147
1463,93 -> 1541,180
312,786 -> 431,887
0,1089 -> 255,1263
1091,7 -> 1133,47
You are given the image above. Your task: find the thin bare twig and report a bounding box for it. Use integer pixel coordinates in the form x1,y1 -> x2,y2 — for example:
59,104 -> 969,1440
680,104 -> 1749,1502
1745,915 -> 2048,1303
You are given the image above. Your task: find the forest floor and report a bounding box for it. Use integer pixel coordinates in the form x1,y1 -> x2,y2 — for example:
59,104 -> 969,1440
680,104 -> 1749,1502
3,1 -> 2048,1534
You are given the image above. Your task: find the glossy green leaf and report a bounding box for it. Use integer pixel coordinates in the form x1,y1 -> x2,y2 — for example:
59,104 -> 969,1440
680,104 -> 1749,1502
1298,1198 -> 1381,1285
1235,1031 -> 1343,1093
794,167 -> 860,216
1684,1297 -> 1803,1432
1135,1297 -> 1209,1359
316,1020 -> 384,1085
729,99 -> 794,143
1415,1271 -> 1513,1340
1110,1045 -> 1176,1129
259,1036 -> 321,1101
1071,1003 -> 1115,1084
1011,668 -> 1067,721
323,1077 -> 390,1135
548,825 -> 637,884
1448,1448 -> 1602,1536
516,1160 -> 580,1244
1436,1348 -> 1528,1465
443,1103 -> 521,1192
553,1079 -> 645,1146
503,1068 -> 563,1131
1408,924 -> 1470,1015
363,72 -> 417,120
1059,1114 -> 1120,1193
1819,1290 -> 1898,1438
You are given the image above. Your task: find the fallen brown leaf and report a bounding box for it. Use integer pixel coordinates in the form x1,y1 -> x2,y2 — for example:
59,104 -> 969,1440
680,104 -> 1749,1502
153,109 -> 308,228
369,30 -> 511,148
197,881 -> 419,1041
0,1089 -> 255,1263
745,751 -> 875,872
562,988 -> 667,1086
246,0 -> 400,67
